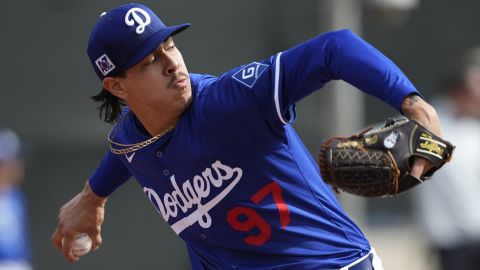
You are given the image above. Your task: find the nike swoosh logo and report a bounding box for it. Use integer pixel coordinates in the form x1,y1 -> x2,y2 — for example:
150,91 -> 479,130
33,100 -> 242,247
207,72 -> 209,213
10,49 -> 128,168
126,152 -> 136,163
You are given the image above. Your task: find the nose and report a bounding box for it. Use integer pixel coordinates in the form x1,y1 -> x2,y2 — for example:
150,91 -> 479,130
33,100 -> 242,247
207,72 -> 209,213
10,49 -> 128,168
163,53 -> 179,76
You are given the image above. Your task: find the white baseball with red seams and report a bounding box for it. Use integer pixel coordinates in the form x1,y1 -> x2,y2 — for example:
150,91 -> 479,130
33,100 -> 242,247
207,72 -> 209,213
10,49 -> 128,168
62,233 -> 92,256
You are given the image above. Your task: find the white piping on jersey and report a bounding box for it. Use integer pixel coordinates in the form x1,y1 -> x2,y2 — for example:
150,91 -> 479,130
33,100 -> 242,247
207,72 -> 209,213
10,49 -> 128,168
339,247 -> 384,270
274,52 -> 288,125
288,104 -> 295,122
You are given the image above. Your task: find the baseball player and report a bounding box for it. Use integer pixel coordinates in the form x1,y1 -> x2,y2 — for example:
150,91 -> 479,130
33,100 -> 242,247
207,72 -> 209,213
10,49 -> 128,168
52,3 -> 442,269
0,129 -> 32,270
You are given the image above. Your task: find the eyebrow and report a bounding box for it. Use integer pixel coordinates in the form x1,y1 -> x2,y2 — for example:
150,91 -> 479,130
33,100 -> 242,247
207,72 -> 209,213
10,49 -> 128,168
145,38 -> 175,61
163,37 -> 174,45
152,38 -> 174,52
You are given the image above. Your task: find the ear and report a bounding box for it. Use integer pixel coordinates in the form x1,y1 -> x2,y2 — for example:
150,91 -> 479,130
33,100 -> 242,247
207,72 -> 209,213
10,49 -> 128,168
103,77 -> 127,99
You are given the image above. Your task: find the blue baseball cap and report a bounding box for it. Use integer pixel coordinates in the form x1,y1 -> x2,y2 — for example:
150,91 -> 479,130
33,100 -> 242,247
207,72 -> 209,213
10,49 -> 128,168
87,3 -> 190,80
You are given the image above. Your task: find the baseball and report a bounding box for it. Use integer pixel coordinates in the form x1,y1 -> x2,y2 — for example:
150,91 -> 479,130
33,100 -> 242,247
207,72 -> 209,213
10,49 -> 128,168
62,233 -> 92,256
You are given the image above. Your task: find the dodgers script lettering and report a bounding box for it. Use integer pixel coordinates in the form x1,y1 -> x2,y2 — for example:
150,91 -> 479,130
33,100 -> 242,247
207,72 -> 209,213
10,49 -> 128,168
144,160 -> 243,234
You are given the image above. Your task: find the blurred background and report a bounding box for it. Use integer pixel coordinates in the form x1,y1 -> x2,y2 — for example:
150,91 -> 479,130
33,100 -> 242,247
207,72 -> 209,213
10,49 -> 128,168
1,0 -> 480,269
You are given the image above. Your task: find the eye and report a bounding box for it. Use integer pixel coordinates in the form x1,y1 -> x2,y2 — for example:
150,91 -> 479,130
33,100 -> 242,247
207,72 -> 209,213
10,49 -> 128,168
164,39 -> 176,50
141,54 -> 156,67
166,43 -> 176,50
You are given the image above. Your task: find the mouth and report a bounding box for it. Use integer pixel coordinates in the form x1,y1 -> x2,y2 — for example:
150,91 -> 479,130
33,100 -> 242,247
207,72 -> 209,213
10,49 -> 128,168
173,78 -> 188,89
169,73 -> 190,89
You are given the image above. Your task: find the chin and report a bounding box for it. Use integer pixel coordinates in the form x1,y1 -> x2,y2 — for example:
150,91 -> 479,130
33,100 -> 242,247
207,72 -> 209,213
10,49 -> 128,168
183,86 -> 193,101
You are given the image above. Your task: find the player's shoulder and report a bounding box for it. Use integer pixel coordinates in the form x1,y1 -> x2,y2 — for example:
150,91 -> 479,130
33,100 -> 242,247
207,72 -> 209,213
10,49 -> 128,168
222,58 -> 273,89
109,107 -> 146,143
189,73 -> 217,92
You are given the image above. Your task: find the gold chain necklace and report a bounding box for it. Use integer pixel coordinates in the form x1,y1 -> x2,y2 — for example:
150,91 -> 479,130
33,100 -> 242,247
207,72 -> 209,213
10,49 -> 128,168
107,113 -> 176,155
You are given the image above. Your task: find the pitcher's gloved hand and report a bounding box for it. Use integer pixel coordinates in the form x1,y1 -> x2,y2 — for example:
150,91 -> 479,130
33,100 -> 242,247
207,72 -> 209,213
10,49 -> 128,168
319,118 -> 455,197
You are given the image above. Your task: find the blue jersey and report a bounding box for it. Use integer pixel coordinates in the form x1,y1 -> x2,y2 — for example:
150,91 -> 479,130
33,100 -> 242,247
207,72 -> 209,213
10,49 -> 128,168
90,29 -> 418,269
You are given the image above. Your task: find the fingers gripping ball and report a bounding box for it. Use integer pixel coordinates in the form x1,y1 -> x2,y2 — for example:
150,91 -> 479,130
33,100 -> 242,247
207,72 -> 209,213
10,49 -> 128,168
62,233 -> 93,256
319,117 -> 455,197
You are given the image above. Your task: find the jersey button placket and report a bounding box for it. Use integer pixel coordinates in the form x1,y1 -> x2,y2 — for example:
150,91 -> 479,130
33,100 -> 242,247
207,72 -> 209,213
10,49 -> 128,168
156,151 -> 163,158
163,169 -> 169,176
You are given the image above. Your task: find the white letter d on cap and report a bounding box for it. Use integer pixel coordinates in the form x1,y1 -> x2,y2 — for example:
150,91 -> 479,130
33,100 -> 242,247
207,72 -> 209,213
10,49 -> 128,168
125,8 -> 151,34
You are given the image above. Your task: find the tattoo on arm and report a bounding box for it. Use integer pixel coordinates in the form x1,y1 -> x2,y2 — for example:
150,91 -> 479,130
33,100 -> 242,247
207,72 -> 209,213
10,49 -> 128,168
405,94 -> 422,107
401,94 -> 425,116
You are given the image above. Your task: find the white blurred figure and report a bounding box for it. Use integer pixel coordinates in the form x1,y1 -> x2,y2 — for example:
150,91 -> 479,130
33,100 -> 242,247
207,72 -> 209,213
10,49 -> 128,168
414,47 -> 480,270
0,129 -> 32,270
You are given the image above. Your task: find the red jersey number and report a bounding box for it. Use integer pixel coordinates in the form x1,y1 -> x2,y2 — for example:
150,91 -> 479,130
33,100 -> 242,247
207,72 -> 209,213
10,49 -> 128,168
227,181 -> 291,246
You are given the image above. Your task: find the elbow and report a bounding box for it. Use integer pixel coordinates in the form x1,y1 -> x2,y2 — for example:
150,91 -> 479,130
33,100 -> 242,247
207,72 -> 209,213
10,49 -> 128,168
312,29 -> 362,54
320,29 -> 359,41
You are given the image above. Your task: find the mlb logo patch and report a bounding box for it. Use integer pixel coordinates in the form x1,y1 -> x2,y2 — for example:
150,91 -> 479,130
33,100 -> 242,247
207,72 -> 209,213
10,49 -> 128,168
95,54 -> 116,76
232,62 -> 269,88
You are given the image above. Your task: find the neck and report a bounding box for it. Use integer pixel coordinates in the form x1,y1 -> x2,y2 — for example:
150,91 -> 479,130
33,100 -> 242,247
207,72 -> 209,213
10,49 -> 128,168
130,106 -> 179,137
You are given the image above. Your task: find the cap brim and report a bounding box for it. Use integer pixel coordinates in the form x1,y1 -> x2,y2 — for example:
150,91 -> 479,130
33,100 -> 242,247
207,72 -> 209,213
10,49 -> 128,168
122,23 -> 190,72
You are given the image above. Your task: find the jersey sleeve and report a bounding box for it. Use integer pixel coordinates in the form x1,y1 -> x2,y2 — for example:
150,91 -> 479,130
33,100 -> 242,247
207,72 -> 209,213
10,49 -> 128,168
276,29 -> 419,117
88,150 -> 132,197
193,29 -> 419,128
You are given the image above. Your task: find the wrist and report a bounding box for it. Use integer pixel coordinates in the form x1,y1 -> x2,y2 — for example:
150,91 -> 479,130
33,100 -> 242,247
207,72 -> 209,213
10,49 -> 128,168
401,94 -> 442,137
402,94 -> 433,118
82,181 -> 108,207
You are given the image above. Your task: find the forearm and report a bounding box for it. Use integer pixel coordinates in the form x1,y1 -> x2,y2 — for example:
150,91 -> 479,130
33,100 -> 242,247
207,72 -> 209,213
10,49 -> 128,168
58,181 -> 108,234
82,180 -> 108,207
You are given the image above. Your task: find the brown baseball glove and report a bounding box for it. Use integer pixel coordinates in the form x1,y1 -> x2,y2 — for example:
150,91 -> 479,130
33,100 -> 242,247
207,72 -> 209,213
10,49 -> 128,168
319,118 -> 454,197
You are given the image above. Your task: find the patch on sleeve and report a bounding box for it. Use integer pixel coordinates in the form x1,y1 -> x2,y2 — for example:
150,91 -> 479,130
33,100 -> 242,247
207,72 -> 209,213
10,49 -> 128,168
232,62 -> 269,88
